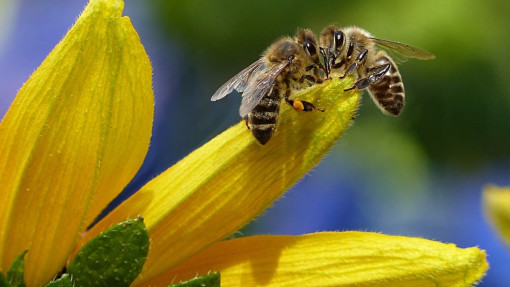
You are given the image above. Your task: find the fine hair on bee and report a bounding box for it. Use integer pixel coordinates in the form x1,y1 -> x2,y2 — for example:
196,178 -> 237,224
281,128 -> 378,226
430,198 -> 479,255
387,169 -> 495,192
211,29 -> 326,145
319,25 -> 435,116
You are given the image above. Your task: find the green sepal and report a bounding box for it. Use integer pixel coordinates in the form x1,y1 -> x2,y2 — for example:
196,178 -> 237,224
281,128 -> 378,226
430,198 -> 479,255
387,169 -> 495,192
168,272 -> 220,287
68,217 -> 149,287
45,274 -> 73,287
6,250 -> 27,287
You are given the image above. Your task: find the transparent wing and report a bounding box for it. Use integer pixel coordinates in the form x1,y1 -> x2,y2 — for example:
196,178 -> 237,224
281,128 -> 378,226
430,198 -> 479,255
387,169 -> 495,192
211,58 -> 266,101
239,60 -> 290,117
371,38 -> 435,60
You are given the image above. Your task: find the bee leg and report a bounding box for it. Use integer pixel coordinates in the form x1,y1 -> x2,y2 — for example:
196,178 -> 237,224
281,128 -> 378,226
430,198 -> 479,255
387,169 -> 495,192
284,78 -> 325,112
330,57 -> 346,78
299,74 -> 323,84
344,78 -> 370,91
285,96 -> 325,112
344,63 -> 390,91
366,63 -> 391,83
243,115 -> 251,130
301,100 -> 325,112
340,49 -> 368,79
305,65 -> 327,83
332,57 -> 345,69
305,65 -> 315,72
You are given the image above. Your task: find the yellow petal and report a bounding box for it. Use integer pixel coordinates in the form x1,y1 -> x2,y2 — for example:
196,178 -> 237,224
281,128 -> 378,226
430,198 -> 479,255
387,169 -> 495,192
143,232 -> 488,287
483,185 -> 510,246
83,77 -> 360,284
0,0 -> 153,285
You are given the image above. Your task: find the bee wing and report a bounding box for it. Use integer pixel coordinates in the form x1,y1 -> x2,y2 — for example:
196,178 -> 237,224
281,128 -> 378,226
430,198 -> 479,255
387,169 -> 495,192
238,60 -> 290,117
211,58 -> 267,101
371,38 -> 435,61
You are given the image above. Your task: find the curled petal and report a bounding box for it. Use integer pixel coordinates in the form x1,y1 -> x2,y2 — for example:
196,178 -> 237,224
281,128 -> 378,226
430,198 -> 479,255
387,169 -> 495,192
85,77 -> 360,284
144,232 -> 488,287
0,0 -> 153,285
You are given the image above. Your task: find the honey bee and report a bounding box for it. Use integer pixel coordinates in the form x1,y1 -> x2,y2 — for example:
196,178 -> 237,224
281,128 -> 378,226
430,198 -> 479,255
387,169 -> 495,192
211,29 -> 325,145
319,25 -> 435,116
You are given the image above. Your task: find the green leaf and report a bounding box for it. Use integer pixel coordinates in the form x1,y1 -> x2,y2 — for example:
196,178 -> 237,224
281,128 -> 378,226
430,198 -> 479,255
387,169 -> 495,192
45,274 -> 73,287
68,217 -> 149,287
169,272 -> 220,287
6,250 -> 27,287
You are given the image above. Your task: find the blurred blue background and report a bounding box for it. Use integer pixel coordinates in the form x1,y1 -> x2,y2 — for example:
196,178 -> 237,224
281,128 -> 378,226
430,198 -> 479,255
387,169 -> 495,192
1,0 -> 509,285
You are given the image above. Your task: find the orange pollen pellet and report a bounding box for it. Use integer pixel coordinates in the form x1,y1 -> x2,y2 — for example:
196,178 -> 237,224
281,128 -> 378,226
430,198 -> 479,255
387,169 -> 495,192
293,100 -> 304,112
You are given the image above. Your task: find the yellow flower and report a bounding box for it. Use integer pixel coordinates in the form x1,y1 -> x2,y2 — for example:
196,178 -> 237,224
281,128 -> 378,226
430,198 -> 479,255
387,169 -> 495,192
0,0 -> 488,286
0,0 -> 152,285
483,185 -> 510,247
145,232 -> 487,287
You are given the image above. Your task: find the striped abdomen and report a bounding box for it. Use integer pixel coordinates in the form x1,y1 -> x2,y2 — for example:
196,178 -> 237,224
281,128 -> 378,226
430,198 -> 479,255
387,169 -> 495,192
367,55 -> 405,116
248,82 -> 283,145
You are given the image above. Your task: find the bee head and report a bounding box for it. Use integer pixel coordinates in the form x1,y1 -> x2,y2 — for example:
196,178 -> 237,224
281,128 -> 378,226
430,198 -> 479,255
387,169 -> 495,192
296,29 -> 325,74
319,25 -> 345,76
264,36 -> 299,66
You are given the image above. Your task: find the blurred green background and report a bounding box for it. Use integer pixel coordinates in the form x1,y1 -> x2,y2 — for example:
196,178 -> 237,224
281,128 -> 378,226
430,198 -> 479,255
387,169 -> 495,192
155,0 -> 510,166
1,0 -> 509,285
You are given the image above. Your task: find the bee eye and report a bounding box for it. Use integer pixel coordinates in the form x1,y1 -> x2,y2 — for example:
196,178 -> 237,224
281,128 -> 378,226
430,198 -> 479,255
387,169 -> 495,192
334,31 -> 345,49
304,38 -> 317,56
